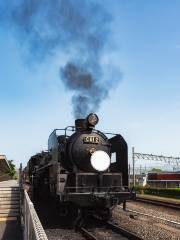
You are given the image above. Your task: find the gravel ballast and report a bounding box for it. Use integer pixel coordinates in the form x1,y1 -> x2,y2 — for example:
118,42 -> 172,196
112,201 -> 180,240
45,229 -> 84,240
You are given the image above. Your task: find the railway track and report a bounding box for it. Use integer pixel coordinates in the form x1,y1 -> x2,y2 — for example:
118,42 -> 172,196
79,227 -> 97,240
136,196 -> 180,210
79,217 -> 142,240
125,208 -> 180,227
35,199 -> 142,240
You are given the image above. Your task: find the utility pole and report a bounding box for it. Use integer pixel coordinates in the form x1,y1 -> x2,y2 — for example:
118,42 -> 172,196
132,147 -> 135,187
128,164 -> 130,188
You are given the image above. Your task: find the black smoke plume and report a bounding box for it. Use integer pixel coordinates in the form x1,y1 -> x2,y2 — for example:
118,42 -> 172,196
0,0 -> 120,118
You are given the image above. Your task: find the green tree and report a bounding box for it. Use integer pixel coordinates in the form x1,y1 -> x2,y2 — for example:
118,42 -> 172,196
7,160 -> 16,177
151,168 -> 162,172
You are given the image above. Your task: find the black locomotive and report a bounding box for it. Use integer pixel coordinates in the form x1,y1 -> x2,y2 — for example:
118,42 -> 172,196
26,113 -> 135,221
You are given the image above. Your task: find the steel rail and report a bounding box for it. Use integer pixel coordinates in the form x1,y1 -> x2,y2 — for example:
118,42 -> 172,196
79,227 -> 97,240
136,196 -> 180,210
80,223 -> 142,240
87,216 -> 142,240
124,208 -> 180,226
106,221 -> 142,240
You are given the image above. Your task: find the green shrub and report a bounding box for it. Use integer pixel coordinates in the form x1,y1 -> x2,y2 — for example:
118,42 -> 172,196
134,186 -> 180,199
6,160 -> 16,177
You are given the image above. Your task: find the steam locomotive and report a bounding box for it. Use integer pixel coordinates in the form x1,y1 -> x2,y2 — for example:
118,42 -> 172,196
26,113 -> 135,221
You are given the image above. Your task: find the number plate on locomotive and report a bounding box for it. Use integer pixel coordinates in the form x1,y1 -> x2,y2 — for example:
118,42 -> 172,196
83,136 -> 100,144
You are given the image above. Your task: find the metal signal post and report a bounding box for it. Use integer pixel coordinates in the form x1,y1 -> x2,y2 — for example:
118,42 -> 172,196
132,147 -> 135,187
132,148 -> 180,184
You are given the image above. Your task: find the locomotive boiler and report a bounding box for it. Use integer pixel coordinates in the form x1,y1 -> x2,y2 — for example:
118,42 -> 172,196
26,113 -> 135,221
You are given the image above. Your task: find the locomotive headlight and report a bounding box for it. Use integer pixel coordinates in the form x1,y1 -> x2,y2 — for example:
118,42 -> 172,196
90,150 -> 110,171
87,113 -> 99,126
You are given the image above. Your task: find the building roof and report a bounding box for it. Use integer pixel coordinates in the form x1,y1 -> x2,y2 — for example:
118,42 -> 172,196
0,155 -> 10,176
148,172 -> 180,181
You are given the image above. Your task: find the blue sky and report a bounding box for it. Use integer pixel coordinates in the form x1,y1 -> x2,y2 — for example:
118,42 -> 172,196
0,0 -> 180,169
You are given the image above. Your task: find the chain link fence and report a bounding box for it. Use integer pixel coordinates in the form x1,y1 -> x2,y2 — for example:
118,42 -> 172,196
19,164 -> 48,240
22,190 -> 48,240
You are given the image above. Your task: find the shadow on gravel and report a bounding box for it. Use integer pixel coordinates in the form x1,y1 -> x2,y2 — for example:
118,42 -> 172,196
0,221 -> 22,240
34,198 -> 73,230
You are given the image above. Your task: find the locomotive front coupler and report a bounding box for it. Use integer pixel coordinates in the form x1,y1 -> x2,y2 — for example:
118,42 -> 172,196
89,192 -> 114,209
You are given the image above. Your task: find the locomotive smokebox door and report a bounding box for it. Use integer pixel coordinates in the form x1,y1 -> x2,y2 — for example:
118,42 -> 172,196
109,135 -> 128,186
